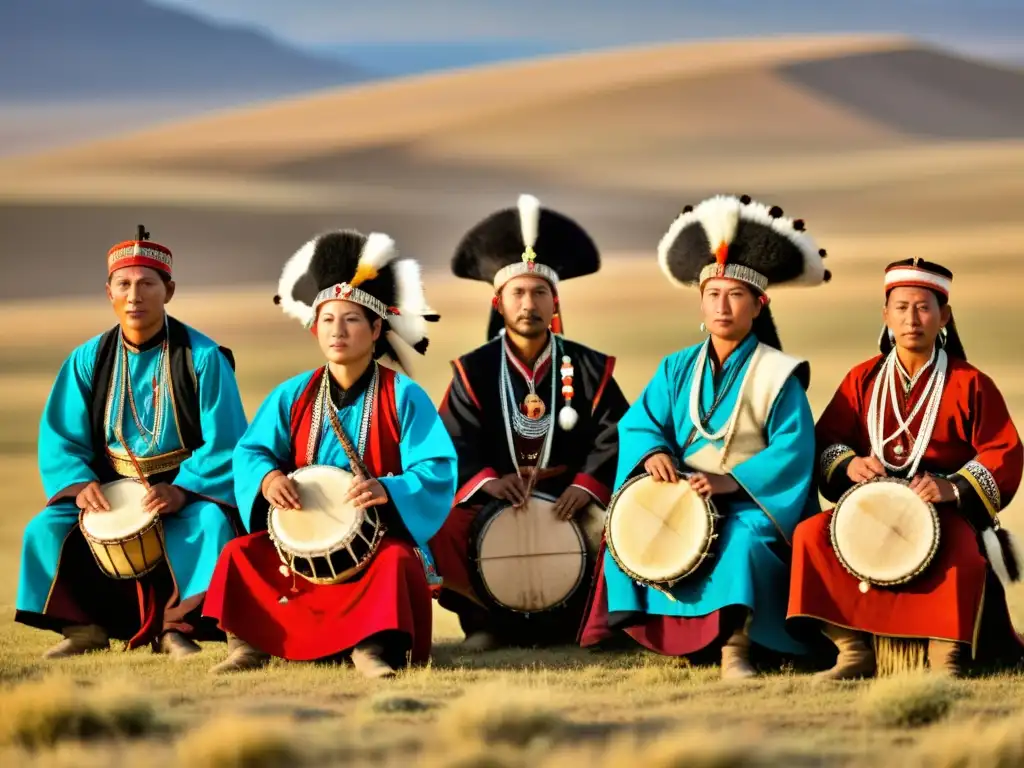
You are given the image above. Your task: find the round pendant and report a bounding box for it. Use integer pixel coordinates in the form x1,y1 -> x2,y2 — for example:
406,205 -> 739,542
859,581 -> 870,594
893,444 -> 905,456
523,393 -> 546,420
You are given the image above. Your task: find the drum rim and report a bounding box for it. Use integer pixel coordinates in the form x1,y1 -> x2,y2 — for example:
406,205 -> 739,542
266,464 -> 388,585
829,475 -> 941,587
78,481 -> 167,580
79,479 -> 163,546
267,464 -> 362,554
605,470 -> 719,589
469,492 -> 590,615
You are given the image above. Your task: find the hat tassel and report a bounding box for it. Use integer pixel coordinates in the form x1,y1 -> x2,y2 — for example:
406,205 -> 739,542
558,354 -> 578,431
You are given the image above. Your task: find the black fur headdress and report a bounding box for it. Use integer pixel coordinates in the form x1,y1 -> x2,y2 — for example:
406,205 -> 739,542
275,229 -> 439,368
452,194 -> 600,339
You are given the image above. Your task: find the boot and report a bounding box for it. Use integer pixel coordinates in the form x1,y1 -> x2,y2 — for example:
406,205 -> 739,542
720,627 -> 757,681
814,624 -> 876,680
351,643 -> 397,679
209,634 -> 270,674
42,624 -> 109,659
928,639 -> 963,677
158,630 -> 201,659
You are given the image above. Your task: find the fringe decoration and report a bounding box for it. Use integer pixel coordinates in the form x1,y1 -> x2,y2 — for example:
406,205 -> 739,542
874,636 -> 928,677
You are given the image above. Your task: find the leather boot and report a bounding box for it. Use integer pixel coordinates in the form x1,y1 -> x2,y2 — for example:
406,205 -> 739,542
351,642 -> 398,679
720,614 -> 757,681
209,634 -> 270,674
928,639 -> 963,677
42,624 -> 109,659
158,630 -> 201,659
814,624 -> 876,680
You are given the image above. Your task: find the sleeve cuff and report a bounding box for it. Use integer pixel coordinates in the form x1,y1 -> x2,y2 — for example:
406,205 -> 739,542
456,468 -> 499,505
953,460 -> 1002,520
820,444 -> 856,484
571,473 -> 611,507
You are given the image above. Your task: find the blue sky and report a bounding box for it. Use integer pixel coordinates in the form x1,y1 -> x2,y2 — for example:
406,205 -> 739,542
149,0 -> 1024,50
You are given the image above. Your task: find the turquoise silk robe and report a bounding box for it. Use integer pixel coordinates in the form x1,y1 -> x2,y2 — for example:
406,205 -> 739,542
602,333 -> 817,654
232,367 -> 457,574
17,323 -> 248,619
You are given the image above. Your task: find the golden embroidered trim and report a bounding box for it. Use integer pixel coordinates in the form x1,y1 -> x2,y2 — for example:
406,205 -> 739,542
106,447 -> 190,478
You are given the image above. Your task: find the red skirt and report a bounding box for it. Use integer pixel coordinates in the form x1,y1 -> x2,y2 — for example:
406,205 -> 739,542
203,534 -> 432,662
578,542 -> 721,655
428,505 -> 482,605
787,508 -> 987,645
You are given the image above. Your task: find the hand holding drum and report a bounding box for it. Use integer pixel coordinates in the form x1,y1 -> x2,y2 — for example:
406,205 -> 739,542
76,481 -> 111,513
263,470 -> 302,510
643,453 -> 737,499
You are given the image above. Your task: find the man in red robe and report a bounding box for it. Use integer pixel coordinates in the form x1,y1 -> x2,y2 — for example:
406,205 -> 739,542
787,258 -> 1024,678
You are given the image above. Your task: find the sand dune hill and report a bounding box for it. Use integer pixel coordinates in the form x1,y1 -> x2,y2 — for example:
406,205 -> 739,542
0,34 -> 1022,300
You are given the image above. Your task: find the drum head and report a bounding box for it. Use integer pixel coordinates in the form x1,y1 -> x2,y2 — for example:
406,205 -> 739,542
833,480 -> 938,584
608,474 -> 712,583
271,465 -> 359,555
475,496 -> 587,612
81,479 -> 153,540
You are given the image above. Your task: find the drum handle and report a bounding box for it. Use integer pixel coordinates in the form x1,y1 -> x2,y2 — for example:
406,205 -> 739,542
114,429 -> 152,491
326,400 -> 374,481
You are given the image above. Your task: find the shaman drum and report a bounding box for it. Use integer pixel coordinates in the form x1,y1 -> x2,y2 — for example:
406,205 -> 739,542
605,472 -> 719,589
830,477 -> 940,591
267,464 -> 386,585
468,493 -> 603,615
79,478 -> 167,579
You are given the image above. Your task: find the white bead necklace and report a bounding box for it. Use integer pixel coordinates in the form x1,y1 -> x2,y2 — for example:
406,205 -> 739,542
867,347 -> 947,476
687,338 -> 760,444
499,335 -> 556,472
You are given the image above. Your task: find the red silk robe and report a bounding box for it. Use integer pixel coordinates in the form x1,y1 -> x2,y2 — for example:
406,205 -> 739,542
203,366 -> 435,663
787,352 -> 1024,651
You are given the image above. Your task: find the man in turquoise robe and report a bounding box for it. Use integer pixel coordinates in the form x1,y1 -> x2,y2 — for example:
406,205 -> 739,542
580,195 -> 831,678
15,226 -> 248,659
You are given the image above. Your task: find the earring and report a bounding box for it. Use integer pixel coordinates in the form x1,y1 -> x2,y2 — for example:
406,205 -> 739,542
699,322 -> 707,334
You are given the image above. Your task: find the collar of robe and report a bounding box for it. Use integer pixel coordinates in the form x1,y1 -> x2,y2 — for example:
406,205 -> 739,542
328,361 -> 376,409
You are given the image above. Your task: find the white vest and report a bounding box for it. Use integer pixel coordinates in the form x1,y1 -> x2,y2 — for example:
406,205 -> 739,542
685,343 -> 805,474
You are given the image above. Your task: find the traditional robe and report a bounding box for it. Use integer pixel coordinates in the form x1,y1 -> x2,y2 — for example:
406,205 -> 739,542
429,333 -> 628,645
787,351 -> 1024,655
203,363 -> 457,664
580,333 -> 817,656
16,318 -> 247,647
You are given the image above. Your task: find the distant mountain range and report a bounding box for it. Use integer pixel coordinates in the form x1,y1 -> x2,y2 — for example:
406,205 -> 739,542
0,0 -> 366,101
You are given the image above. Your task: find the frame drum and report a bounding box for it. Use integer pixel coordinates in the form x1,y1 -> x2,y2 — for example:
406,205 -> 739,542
605,472 -> 718,589
79,478 -> 167,579
267,464 -> 386,585
468,492 -> 603,616
830,477 -> 940,590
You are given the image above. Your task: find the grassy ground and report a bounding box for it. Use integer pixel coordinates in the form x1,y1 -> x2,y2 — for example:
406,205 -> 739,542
2,257 -> 1024,767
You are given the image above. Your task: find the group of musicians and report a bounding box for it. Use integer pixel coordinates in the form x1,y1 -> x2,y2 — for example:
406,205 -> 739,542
14,193 -> 1024,681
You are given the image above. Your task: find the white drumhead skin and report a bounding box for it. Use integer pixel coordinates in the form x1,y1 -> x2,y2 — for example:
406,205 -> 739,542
833,481 -> 937,583
81,479 -> 154,540
608,476 -> 711,582
271,466 -> 360,554
477,496 -> 586,611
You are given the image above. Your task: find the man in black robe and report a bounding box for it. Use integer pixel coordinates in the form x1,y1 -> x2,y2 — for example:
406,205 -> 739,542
428,194 -> 629,650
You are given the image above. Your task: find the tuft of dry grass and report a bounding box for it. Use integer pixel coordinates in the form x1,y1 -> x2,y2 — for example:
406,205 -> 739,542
910,711 -> 1024,768
434,680 -> 568,750
364,692 -> 434,715
175,714 -> 307,768
0,677 -> 158,749
541,727 -> 769,768
858,673 -> 957,729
